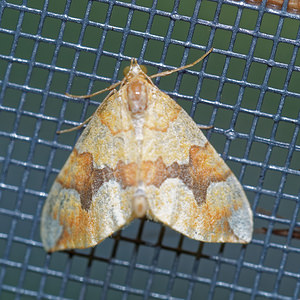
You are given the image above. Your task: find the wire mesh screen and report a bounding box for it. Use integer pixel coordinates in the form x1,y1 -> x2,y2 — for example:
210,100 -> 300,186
0,0 -> 299,299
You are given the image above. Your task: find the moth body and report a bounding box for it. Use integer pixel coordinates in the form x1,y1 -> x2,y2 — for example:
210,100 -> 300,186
41,60 -> 253,252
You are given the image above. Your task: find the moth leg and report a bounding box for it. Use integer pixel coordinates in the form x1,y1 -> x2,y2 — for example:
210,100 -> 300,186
57,89 -> 117,135
255,227 -> 300,239
198,124 -> 213,130
57,116 -> 93,134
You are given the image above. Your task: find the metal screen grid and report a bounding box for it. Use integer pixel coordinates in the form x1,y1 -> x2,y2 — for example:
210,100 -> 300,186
0,0 -> 299,299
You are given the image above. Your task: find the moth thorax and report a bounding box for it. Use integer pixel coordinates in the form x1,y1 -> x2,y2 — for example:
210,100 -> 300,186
127,79 -> 148,114
133,189 -> 147,218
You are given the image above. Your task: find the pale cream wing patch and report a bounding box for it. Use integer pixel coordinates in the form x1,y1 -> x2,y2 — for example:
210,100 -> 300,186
142,85 -> 253,243
41,89 -> 137,252
41,181 -> 135,252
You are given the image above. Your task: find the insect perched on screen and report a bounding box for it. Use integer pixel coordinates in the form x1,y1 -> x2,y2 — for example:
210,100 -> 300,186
40,49 -> 253,252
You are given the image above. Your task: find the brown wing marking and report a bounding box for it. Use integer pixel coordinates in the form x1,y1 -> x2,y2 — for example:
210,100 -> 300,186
55,140 -> 231,215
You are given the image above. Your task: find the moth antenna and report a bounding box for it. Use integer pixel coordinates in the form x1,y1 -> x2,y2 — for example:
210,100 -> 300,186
66,81 -> 122,99
150,47 -> 213,79
58,89 -> 117,134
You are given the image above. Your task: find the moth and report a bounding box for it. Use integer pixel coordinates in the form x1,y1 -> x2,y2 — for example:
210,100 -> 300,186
41,50 -> 253,252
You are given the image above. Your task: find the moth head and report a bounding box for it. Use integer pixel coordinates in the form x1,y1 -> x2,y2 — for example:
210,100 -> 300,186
123,59 -> 148,78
